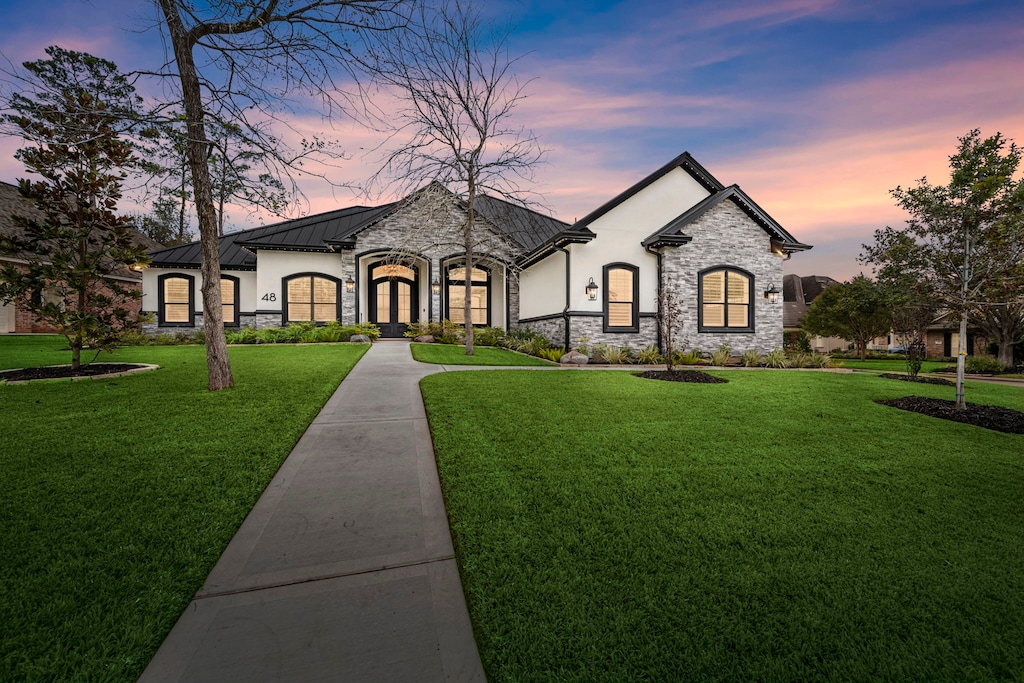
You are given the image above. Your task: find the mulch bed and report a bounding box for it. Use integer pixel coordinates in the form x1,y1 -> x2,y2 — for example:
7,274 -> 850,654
637,369 -> 728,383
0,363 -> 151,382
879,373 -> 955,386
878,396 -> 1024,434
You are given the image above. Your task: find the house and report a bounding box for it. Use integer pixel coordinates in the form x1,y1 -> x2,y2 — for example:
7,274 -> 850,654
782,274 -> 848,352
141,152 -> 812,352
0,181 -> 160,333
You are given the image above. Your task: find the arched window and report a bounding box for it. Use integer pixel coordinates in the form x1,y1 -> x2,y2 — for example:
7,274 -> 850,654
445,263 -> 490,326
220,275 -> 240,327
283,274 -> 340,323
603,263 -> 639,333
699,267 -> 753,332
158,273 -> 194,326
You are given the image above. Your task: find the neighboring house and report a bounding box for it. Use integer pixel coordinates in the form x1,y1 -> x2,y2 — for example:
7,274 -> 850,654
782,274 -> 850,352
0,181 -> 160,334
142,152 -> 812,351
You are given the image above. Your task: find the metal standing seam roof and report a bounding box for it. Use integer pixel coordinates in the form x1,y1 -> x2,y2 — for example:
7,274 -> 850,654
147,187 -> 571,267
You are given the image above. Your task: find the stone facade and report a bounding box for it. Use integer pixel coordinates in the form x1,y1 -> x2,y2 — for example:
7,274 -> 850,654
659,201 -> 784,354
567,315 -> 659,352
520,316 -> 565,347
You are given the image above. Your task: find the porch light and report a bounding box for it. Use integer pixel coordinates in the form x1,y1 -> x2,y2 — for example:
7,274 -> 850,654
345,277 -> 355,293
585,277 -> 599,301
431,277 -> 441,295
764,284 -> 781,304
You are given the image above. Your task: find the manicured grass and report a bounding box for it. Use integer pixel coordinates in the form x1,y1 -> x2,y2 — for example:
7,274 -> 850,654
0,336 -> 367,681
837,358 -> 949,373
410,342 -> 553,366
422,369 -> 1024,681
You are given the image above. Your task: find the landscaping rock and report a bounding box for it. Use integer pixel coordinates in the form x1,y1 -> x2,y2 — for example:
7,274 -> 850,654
560,351 -> 589,365
414,335 -> 435,343
350,334 -> 372,343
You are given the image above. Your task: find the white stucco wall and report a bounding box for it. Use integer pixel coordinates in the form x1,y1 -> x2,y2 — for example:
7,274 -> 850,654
254,250 -> 348,315
518,251 -> 566,320
570,167 -> 710,315
142,267 -> 256,315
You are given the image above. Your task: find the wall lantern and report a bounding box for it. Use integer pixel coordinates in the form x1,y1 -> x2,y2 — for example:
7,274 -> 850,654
345,277 -> 355,293
585,277 -> 599,301
431,277 -> 441,295
764,284 -> 781,304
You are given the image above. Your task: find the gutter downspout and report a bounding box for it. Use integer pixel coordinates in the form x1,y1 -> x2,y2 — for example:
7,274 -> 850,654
645,243 -> 663,353
556,244 -> 571,351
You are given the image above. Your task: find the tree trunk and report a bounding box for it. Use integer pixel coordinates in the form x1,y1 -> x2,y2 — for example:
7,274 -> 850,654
159,0 -> 234,391
463,178 -> 475,355
955,311 -> 967,409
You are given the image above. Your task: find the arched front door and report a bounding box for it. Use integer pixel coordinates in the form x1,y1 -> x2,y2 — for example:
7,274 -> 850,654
368,261 -> 419,338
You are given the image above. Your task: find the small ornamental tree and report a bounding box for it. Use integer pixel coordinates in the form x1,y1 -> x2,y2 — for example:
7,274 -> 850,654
0,47 -> 148,370
657,276 -> 687,371
801,275 -> 892,360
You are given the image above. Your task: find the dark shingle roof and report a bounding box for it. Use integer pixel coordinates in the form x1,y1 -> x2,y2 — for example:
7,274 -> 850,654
782,273 -> 839,328
1,180 -> 159,280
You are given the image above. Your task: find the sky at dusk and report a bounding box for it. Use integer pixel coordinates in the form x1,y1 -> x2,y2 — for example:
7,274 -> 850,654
1,0 -> 1022,279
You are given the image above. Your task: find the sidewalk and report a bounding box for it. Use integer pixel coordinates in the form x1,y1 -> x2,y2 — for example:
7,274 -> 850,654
140,340 -> 485,682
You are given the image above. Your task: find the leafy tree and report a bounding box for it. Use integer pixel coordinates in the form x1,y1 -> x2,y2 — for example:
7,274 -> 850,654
862,130 -> 1024,406
801,275 -> 892,360
153,0 -> 413,390
0,47 -> 149,370
133,196 -> 193,246
365,0 -> 545,355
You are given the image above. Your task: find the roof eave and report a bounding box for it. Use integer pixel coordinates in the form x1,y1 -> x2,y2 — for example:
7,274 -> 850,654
517,229 -> 597,268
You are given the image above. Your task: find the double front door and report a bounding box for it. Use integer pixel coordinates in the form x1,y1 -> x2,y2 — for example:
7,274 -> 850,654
368,262 -> 418,338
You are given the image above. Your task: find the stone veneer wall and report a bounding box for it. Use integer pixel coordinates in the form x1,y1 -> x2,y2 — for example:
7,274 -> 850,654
660,200 -> 784,354
520,316 -> 565,346
567,315 -> 659,351
354,189 -> 517,325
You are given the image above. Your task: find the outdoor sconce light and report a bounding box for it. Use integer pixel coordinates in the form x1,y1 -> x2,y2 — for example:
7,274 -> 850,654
431,277 -> 441,295
345,277 -> 355,293
585,277 -> 599,301
764,284 -> 781,304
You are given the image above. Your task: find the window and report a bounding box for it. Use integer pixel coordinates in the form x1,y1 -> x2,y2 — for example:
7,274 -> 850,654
445,264 -> 490,325
699,267 -> 753,332
220,276 -> 239,327
603,263 -> 638,333
283,274 -> 339,323
158,273 -> 194,326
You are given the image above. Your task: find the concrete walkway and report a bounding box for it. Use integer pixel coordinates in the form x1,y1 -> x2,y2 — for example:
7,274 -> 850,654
140,340 -> 485,683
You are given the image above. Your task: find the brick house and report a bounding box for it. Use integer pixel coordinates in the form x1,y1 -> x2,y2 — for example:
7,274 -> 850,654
0,181 -> 159,334
142,152 -> 812,352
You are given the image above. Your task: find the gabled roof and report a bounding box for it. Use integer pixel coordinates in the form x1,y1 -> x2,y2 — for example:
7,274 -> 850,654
572,152 -> 726,231
147,183 -> 570,268
782,273 -> 839,327
641,184 -> 812,253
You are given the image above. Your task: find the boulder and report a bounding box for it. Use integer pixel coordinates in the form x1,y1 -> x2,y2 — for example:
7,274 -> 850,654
414,335 -> 435,343
560,350 -> 589,365
350,334 -> 372,343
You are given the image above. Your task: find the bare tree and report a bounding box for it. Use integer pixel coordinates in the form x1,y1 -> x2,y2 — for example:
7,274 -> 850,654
365,0 -> 545,354
656,277 -> 687,371
152,0 -> 412,390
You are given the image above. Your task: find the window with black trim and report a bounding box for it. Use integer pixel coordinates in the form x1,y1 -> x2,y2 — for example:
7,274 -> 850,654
220,275 -> 240,326
699,267 -> 753,332
283,274 -> 339,323
158,273 -> 194,326
603,263 -> 639,333
445,264 -> 490,326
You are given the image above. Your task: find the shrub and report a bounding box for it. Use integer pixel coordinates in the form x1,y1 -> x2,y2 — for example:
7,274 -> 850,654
151,333 -> 178,346
965,355 -> 1003,374
317,323 -> 344,342
474,326 -> 504,347
116,331 -> 150,347
601,346 -> 631,364
637,345 -> 662,365
763,348 -> 789,368
537,347 -> 565,362
674,349 -> 704,366
710,344 -> 732,366
787,351 -> 813,368
574,336 -> 591,356
193,329 -> 205,345
742,349 -> 762,367
784,330 -> 812,353
808,353 -> 835,368
351,322 -> 380,341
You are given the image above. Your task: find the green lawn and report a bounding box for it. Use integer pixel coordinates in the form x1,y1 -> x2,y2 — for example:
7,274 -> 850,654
0,336 -> 367,681
836,358 -> 949,373
411,342 -> 553,366
422,369 -> 1024,682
